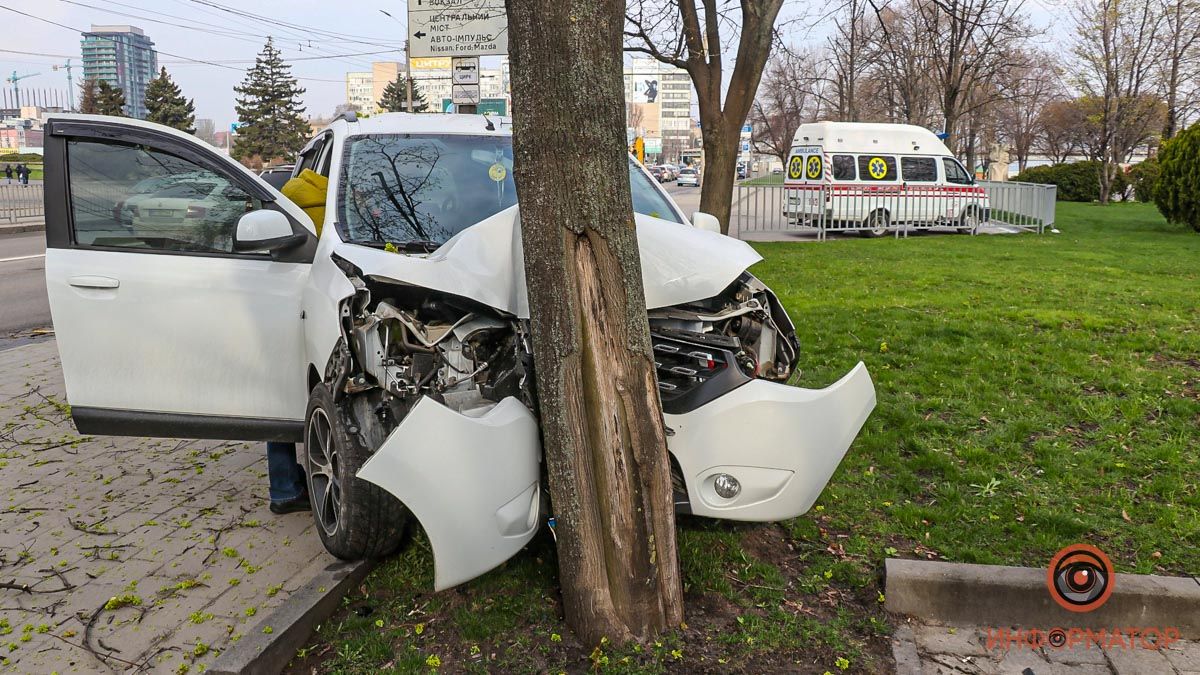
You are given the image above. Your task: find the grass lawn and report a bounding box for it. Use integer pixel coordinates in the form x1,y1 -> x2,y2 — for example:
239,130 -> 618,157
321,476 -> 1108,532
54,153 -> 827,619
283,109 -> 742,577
291,202 -> 1198,674
741,173 -> 784,186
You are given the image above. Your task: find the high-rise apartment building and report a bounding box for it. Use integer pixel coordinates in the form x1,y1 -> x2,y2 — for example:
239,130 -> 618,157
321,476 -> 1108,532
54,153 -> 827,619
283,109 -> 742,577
80,25 -> 157,119
624,57 -> 694,162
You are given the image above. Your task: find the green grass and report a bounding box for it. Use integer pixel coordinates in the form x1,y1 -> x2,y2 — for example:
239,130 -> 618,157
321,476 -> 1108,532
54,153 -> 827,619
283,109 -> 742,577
294,202 -> 1198,674
755,202 -> 1200,574
740,173 -> 784,186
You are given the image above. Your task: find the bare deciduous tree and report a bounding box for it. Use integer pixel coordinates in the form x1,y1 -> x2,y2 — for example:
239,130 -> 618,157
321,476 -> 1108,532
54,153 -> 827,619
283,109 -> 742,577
506,0 -> 684,649
625,0 -> 786,234
751,48 -> 828,163
996,53 -> 1066,171
1072,0 -> 1165,201
1157,0 -> 1200,138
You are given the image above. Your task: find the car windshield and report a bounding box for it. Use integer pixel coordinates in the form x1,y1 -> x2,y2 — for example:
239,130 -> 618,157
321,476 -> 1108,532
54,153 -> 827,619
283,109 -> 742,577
337,133 -> 680,246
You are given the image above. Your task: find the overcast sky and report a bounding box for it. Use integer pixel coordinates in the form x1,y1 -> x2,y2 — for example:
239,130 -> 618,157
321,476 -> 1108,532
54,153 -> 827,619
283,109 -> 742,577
0,0 -> 1059,129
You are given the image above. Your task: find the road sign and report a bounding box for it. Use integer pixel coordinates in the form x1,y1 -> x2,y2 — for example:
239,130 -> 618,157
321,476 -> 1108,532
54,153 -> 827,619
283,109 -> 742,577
409,0 -> 508,58
443,97 -> 507,115
741,141 -> 751,152
411,57 -> 452,70
741,124 -> 753,134
452,84 -> 481,105
645,137 -> 662,154
452,57 -> 480,85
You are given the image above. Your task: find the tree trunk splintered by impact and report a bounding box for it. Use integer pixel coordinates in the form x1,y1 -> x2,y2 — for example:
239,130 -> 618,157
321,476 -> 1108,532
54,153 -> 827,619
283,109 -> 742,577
506,0 -> 684,648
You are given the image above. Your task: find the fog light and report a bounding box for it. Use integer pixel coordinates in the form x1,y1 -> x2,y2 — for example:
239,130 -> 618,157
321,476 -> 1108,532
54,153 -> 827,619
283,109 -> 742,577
713,473 -> 741,499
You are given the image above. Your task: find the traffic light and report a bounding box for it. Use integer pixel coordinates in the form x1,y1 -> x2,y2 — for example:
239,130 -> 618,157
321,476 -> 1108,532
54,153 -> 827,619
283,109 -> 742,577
633,137 -> 645,164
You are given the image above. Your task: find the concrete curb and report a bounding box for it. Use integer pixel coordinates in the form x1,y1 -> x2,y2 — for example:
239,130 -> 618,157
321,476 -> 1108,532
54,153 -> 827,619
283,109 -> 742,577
209,559 -> 374,675
885,558 -> 1200,637
0,221 -> 45,236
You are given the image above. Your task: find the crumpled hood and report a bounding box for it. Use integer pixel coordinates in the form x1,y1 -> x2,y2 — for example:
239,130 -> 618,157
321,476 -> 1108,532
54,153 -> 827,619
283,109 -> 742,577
333,206 -> 762,318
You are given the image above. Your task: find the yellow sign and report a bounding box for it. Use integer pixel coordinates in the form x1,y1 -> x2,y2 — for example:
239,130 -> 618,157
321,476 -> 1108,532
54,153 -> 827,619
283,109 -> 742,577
489,163 -> 507,182
805,156 -> 823,180
787,155 -> 804,179
633,137 -> 645,164
867,157 -> 889,180
410,57 -> 452,70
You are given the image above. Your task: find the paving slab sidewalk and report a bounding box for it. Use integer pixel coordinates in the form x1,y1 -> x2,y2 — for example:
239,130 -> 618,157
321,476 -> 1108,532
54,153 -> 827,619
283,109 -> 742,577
0,340 -> 337,673
898,620 -> 1200,674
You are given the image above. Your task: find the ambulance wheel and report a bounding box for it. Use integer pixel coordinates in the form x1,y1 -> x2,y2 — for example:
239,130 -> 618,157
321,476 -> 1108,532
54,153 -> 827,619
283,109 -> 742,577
861,210 -> 889,238
957,208 -> 981,234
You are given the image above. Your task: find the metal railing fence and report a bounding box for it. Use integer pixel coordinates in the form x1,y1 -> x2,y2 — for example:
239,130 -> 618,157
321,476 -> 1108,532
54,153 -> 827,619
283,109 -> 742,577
731,180 -> 1058,240
0,184 -> 44,223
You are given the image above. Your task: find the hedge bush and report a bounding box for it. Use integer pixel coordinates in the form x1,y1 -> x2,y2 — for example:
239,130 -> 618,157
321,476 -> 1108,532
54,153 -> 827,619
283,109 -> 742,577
1012,161 -> 1129,202
1154,123 -> 1200,232
0,153 -> 45,163
1128,157 -> 1160,203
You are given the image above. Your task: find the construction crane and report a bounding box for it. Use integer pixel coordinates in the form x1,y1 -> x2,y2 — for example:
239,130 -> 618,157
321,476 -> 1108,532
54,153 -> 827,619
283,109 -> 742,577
52,60 -> 76,111
5,71 -> 39,111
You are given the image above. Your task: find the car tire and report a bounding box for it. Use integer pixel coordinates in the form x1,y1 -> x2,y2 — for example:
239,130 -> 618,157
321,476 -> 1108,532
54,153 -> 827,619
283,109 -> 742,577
304,383 -> 409,560
957,208 -> 980,234
861,210 -> 890,238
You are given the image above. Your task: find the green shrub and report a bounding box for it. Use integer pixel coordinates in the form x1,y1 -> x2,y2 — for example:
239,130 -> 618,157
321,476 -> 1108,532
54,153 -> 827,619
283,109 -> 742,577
1013,161 -> 1129,202
1154,123 -> 1200,232
1128,157 -> 1160,203
0,153 -> 45,163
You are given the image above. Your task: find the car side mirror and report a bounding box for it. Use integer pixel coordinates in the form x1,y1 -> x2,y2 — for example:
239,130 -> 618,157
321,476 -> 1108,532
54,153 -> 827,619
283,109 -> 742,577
692,211 -> 721,234
234,209 -> 306,252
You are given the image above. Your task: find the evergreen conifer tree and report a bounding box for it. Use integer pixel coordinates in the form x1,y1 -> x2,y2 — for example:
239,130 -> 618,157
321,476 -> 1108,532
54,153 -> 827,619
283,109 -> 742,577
1155,122 -> 1200,232
232,38 -> 310,163
78,78 -> 99,114
378,75 -> 429,113
145,67 -> 196,133
94,80 -> 126,116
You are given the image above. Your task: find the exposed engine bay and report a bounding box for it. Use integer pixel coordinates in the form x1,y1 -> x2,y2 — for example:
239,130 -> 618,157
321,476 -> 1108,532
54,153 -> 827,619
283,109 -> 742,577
328,258 -> 800,436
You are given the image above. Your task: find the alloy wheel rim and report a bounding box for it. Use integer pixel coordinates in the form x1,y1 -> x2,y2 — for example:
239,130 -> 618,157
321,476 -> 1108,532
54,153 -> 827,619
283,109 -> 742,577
306,407 -> 341,537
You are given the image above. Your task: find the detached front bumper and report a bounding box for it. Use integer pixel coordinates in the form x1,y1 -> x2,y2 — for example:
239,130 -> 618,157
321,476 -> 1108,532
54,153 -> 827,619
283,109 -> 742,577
664,362 -> 875,522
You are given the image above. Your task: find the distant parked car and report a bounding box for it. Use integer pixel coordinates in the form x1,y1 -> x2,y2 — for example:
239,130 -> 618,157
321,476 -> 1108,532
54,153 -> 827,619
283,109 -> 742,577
737,163 -> 748,180
648,165 -> 665,182
772,167 -> 783,175
677,167 -> 700,187
259,164 -> 296,190
662,164 -> 679,181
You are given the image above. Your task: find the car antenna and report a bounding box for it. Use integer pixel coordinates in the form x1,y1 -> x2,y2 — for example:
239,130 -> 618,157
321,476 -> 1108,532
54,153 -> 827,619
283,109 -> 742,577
484,116 -> 495,131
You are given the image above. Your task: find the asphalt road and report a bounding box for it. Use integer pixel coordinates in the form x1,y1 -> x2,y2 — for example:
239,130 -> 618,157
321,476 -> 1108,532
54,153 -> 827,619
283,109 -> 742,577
664,181 -> 702,217
0,232 -> 50,334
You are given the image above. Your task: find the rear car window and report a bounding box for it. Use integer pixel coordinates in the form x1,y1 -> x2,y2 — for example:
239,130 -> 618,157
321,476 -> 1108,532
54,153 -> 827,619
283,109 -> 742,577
832,155 -> 856,180
901,157 -> 937,182
857,155 -> 898,182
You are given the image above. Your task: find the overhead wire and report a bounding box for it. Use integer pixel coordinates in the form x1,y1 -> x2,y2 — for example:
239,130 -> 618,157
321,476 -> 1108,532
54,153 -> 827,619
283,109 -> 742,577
0,5 -> 351,83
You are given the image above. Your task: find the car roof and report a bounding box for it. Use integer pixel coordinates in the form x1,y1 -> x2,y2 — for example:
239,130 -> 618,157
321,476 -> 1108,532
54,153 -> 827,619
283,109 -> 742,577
333,112 -> 514,138
791,121 -> 952,156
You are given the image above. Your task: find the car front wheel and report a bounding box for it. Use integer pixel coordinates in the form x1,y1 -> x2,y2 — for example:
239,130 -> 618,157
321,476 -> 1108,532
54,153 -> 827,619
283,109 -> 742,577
304,383 -> 409,559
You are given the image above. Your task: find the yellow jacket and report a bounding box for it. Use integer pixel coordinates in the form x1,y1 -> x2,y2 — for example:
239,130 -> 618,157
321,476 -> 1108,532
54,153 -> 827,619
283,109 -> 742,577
281,169 -> 328,236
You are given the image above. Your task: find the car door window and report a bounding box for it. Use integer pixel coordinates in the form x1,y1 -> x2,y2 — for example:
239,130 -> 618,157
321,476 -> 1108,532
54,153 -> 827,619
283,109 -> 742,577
67,139 -> 258,254
901,157 -> 937,182
943,158 -> 972,185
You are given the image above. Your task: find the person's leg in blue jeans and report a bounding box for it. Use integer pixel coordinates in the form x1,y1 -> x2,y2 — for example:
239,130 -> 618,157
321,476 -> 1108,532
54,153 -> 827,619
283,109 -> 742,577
267,442 -> 310,514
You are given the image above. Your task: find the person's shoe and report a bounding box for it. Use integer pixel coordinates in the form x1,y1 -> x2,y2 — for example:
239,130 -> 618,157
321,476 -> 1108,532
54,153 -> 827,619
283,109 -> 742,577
270,493 -> 311,514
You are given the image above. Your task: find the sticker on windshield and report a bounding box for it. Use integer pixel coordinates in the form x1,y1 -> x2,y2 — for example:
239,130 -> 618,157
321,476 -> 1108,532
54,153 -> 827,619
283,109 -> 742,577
805,156 -> 823,180
787,156 -> 804,180
489,163 -> 507,182
867,157 -> 889,180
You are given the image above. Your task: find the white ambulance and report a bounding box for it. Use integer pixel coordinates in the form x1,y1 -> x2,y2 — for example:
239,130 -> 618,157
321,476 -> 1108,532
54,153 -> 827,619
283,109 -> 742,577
783,122 -> 989,237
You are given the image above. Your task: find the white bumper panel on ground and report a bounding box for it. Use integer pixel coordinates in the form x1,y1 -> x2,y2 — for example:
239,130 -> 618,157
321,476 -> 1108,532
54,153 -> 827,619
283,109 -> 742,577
665,363 -> 876,521
356,396 -> 541,590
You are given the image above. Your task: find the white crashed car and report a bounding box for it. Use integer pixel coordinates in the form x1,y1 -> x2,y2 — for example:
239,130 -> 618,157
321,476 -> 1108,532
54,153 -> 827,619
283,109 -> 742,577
42,113 -> 876,590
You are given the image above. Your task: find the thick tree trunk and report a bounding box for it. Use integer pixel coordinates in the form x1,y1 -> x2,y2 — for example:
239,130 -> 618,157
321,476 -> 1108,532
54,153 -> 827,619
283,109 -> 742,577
699,118 -> 738,235
506,0 -> 685,648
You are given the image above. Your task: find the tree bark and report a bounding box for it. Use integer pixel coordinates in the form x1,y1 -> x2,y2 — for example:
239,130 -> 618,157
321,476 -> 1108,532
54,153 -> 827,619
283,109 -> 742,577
506,0 -> 684,648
